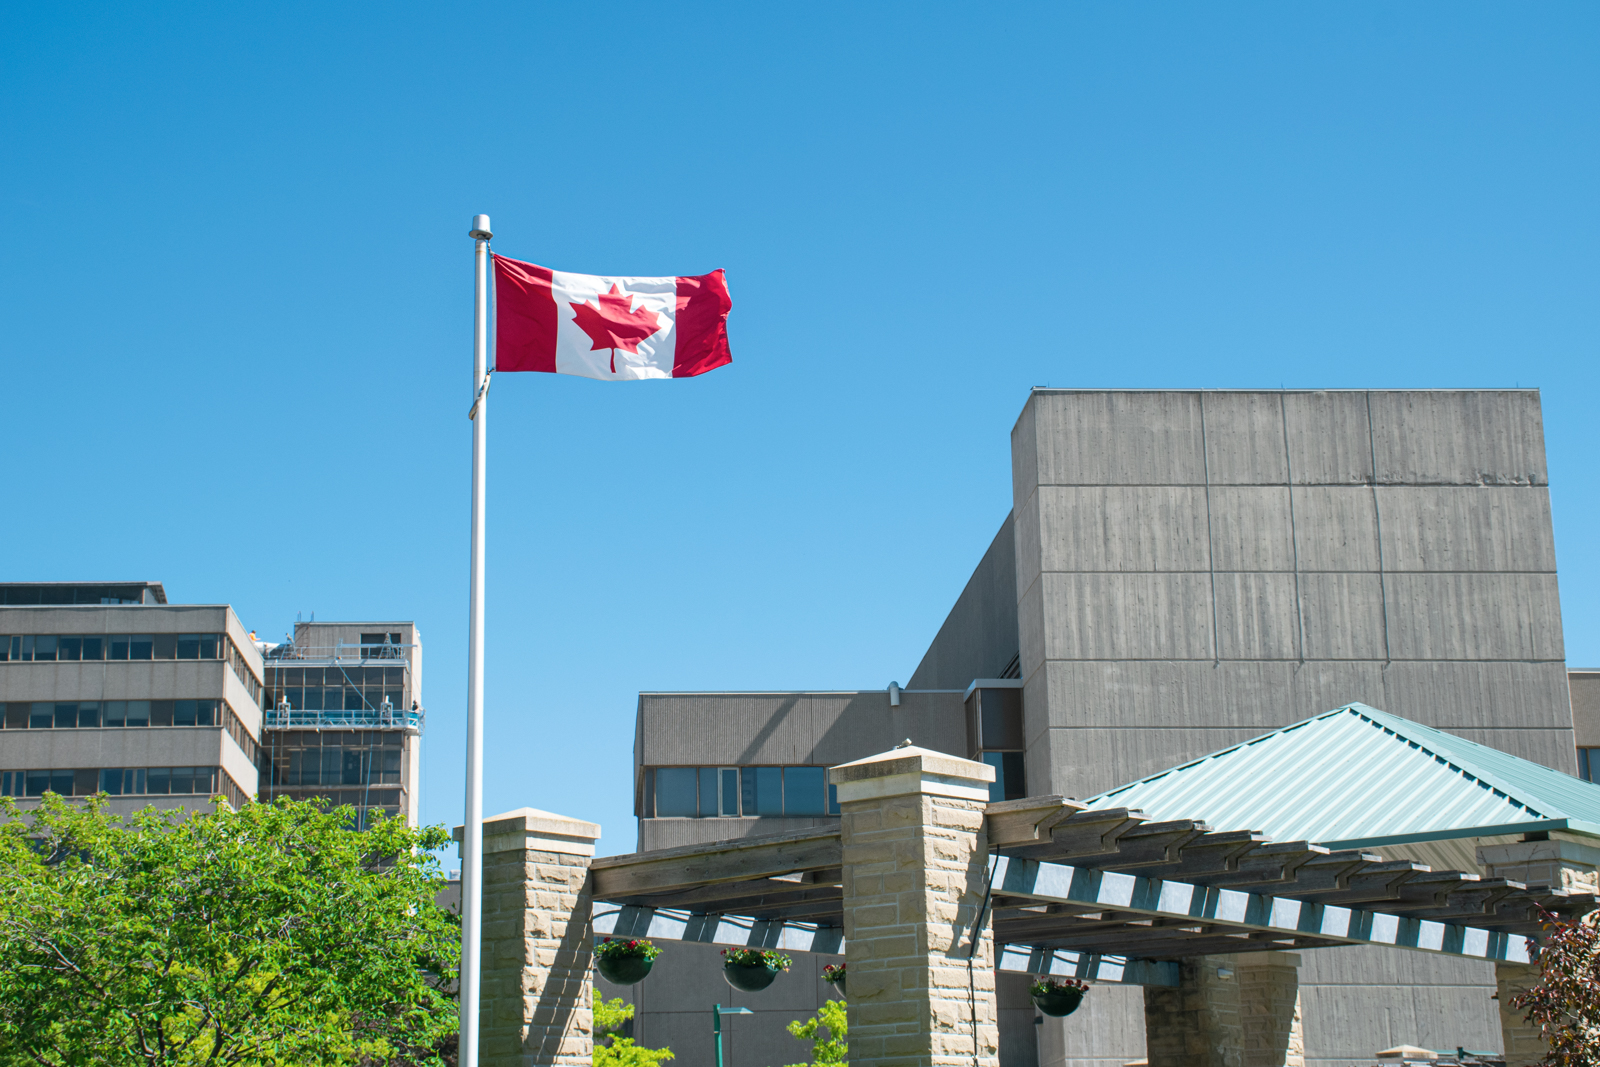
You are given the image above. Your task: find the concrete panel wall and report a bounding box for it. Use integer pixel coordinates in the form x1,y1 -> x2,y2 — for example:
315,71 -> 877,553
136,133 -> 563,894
1298,947 -> 1503,1067
596,941 -> 842,1067
0,726 -> 233,770
909,515 -> 1021,689
1572,671 -> 1600,748
1006,389 -> 1570,1067
1011,389 -> 1571,799
636,691 -> 967,772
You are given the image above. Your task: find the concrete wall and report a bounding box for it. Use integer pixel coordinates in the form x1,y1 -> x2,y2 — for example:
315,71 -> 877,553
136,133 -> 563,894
909,513 -> 1021,689
1010,389 -> 1573,801
1571,669 -> 1600,749
596,942 -> 844,1067
1009,389 -> 1572,1067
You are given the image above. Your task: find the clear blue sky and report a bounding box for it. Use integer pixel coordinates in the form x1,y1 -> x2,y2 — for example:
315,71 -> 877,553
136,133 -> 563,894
2,4 -> 1595,855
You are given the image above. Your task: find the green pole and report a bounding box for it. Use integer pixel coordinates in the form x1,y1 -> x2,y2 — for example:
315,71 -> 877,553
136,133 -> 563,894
714,1004 -> 724,1067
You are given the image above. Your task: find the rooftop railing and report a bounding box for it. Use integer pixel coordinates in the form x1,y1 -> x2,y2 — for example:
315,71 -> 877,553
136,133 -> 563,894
263,643 -> 414,665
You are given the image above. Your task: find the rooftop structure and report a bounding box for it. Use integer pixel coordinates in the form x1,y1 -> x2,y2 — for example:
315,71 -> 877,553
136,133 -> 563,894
257,620 -> 424,825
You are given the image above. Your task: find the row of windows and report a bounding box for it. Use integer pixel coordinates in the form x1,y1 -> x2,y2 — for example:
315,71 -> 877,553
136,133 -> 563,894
270,687 -> 408,713
263,786 -> 402,809
0,700 -> 260,763
2,766 -> 219,798
1,633 -> 220,662
265,667 -> 407,687
266,747 -> 404,787
260,787 -> 402,827
224,637 -> 262,704
5,699 -> 222,729
1,632 -> 265,703
642,766 -> 840,819
0,765 -> 251,809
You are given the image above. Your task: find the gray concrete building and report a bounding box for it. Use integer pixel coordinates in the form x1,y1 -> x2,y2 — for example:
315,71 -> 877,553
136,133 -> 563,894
257,619 -> 425,826
0,581 -> 264,813
617,390 -> 1579,1067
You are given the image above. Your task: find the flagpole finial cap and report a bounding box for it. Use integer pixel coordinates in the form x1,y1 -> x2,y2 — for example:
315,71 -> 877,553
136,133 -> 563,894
469,214 -> 493,241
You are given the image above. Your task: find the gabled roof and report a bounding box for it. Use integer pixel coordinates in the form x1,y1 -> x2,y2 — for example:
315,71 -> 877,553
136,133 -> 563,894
1084,703 -> 1600,849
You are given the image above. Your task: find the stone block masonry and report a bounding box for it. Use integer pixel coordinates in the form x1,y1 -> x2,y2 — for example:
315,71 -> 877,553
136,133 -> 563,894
832,744 -> 1001,1067
1144,953 -> 1303,1067
456,808 -> 601,1067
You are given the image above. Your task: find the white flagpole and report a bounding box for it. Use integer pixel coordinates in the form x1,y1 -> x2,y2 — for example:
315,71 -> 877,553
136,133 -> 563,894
461,212 -> 493,1067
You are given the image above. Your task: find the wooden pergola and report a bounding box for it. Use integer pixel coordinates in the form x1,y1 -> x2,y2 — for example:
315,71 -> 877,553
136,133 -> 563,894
591,794 -> 1595,985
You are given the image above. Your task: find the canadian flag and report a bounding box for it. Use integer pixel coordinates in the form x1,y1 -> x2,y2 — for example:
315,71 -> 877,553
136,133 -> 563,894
492,254 -> 732,380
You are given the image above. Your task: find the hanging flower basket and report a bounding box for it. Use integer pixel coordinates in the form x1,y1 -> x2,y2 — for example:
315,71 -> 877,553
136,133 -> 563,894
722,948 -> 792,992
595,937 -> 662,987
822,963 -> 846,997
1030,976 -> 1087,1017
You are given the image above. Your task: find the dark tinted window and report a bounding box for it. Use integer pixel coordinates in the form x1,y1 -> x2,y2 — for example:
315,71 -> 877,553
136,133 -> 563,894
153,633 -> 177,659
784,767 -> 826,816
82,636 -> 103,660
77,703 -> 99,727
57,637 -> 81,661
33,636 -> 56,662
177,634 -> 200,659
129,635 -> 153,660
54,704 -> 76,728
655,768 -> 697,817
30,704 -> 52,729
126,701 -> 150,727
108,636 -> 129,660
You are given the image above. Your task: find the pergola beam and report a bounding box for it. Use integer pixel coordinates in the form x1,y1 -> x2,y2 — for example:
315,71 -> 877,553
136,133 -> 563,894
994,854 -> 1534,963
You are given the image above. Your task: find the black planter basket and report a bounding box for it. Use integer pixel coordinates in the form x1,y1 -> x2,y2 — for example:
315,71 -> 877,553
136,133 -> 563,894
597,954 -> 654,986
723,961 -> 780,992
1031,987 -> 1084,1018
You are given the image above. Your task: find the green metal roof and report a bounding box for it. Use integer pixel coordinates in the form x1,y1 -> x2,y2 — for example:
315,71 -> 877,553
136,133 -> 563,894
1084,703 -> 1600,849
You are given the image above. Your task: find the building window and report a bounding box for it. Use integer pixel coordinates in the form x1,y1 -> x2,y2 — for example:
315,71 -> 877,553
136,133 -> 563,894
1580,748 -> 1598,782
360,633 -> 405,659
0,633 -> 224,664
1,766 -> 229,800
980,751 -> 1027,802
644,765 -> 838,818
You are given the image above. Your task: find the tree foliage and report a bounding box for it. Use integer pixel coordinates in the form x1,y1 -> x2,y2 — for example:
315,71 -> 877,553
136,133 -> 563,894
592,993 -> 673,1067
782,998 -> 847,1067
1511,910 -> 1600,1066
0,793 -> 459,1066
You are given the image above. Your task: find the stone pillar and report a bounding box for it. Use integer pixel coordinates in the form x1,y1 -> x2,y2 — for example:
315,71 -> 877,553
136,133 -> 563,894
1477,835 -> 1598,1064
454,807 -> 601,1067
1145,954 -> 1303,1067
1494,963 -> 1545,1067
1236,953 -> 1303,1067
831,744 -> 1000,1067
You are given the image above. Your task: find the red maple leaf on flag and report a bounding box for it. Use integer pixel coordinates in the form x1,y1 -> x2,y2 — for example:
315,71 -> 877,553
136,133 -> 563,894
569,285 -> 665,373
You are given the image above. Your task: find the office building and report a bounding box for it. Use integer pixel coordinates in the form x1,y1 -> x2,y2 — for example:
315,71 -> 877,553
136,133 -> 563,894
0,582 -> 263,813
617,390 -> 1578,1067
257,620 -> 424,826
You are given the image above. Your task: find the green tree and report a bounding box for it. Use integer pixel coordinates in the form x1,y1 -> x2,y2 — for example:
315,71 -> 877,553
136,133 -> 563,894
781,998 -> 847,1067
1511,910 -> 1600,1066
592,993 -> 673,1067
0,793 -> 459,1066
